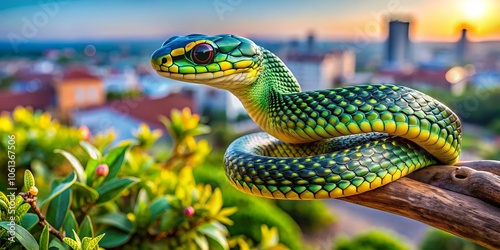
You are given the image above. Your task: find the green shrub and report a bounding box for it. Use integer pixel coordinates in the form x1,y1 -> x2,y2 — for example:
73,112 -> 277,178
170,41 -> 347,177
0,107 -> 291,250
275,200 -> 336,232
194,161 -> 303,250
333,230 -> 410,250
0,107 -> 87,190
420,229 -> 487,250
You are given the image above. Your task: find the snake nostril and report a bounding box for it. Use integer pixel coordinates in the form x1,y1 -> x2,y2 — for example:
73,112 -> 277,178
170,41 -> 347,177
161,57 -> 167,64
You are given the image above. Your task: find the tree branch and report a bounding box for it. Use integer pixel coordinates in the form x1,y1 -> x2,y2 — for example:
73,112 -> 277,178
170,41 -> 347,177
338,160 -> 500,250
19,192 -> 64,241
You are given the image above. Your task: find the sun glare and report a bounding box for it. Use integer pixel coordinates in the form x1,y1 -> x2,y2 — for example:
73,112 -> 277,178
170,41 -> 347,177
463,0 -> 486,20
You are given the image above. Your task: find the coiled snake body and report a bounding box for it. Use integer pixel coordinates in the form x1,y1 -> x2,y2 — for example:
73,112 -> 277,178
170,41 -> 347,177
151,34 -> 462,199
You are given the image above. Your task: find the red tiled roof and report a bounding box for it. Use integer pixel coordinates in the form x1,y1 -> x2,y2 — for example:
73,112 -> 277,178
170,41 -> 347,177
62,67 -> 100,81
15,72 -> 55,86
285,51 -> 344,63
0,89 -> 54,111
377,68 -> 450,89
106,92 -> 195,128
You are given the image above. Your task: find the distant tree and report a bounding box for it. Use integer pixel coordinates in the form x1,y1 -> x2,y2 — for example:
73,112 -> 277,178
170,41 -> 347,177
333,230 -> 410,250
106,90 -> 142,100
0,75 -> 15,90
420,229 -> 487,250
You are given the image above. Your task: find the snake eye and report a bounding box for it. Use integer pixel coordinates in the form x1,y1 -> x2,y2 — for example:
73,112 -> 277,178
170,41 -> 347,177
191,44 -> 214,64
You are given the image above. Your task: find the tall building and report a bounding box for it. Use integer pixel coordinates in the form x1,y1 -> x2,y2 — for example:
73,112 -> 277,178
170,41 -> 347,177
306,31 -> 316,52
456,28 -> 468,63
385,20 -> 411,68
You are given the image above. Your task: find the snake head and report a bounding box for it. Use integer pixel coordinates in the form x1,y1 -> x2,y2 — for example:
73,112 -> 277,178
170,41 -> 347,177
151,34 -> 263,90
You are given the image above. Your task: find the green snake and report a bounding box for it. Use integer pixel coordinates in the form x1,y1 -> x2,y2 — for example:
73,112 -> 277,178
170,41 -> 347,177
151,34 -> 462,200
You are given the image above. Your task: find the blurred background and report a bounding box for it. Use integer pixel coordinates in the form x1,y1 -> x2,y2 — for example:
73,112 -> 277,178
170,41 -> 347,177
0,0 -> 499,249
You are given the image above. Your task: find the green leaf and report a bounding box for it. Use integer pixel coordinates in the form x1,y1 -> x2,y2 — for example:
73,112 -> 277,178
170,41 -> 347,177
49,238 -> 67,250
15,194 -> 24,208
73,229 -> 82,245
97,227 -> 132,248
207,188 -> 223,216
72,181 -> 99,202
95,177 -> 139,205
93,212 -> 134,233
20,213 -> 39,230
63,237 -> 81,250
0,222 -> 39,250
15,203 -> 30,218
55,149 -> 86,184
193,233 -> 209,250
0,192 -> 9,206
81,238 -> 91,250
198,221 -> 229,250
0,199 -> 7,211
84,159 -> 99,186
210,221 -> 228,234
79,215 -> 94,239
149,197 -> 171,222
188,124 -> 211,137
23,169 -> 36,192
82,233 -> 105,250
40,225 -> 50,250
102,145 -> 130,182
134,189 -> 150,228
38,172 -> 77,208
160,210 -> 184,232
63,211 -> 79,240
89,233 -> 106,249
46,181 -> 72,230
80,141 -> 101,160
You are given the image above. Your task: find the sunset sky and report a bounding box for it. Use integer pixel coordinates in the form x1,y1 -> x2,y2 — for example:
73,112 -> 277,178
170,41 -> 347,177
1,0 -> 499,42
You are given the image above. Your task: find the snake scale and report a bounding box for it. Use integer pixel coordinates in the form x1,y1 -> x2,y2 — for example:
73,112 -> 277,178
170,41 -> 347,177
151,34 -> 462,200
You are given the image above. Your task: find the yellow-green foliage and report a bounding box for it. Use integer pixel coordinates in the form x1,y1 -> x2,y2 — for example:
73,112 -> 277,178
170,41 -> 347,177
193,159 -> 304,250
333,230 -> 410,250
0,107 -> 291,250
420,229 -> 487,250
275,200 -> 336,232
0,107 -> 86,190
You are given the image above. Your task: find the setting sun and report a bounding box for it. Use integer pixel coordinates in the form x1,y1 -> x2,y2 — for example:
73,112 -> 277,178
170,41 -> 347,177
463,0 -> 486,19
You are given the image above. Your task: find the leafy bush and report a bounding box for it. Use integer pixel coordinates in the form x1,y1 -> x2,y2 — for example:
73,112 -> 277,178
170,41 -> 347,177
194,160 -> 304,250
0,107 -> 290,249
275,200 -> 336,232
420,229 -> 487,250
106,90 -> 142,100
418,86 -> 500,134
333,230 -> 410,250
0,107 -> 87,191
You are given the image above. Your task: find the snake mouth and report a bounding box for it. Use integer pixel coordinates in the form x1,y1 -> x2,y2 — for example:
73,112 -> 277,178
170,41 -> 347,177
152,61 -> 260,87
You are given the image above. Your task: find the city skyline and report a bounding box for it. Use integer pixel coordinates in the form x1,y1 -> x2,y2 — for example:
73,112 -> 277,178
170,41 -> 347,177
1,0 -> 499,43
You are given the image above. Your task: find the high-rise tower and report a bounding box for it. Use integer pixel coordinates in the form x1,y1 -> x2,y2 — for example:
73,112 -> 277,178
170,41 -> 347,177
456,28 -> 468,63
385,20 -> 411,68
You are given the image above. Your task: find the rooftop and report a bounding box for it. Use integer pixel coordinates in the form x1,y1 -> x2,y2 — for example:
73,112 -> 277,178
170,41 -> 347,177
62,67 -> 100,81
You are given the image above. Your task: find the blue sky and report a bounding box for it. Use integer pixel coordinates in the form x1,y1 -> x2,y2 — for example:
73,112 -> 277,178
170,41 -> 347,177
1,0 -> 499,42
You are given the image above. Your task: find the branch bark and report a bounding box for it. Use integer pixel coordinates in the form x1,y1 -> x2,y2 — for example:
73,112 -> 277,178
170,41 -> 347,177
338,160 -> 500,250
19,192 -> 64,241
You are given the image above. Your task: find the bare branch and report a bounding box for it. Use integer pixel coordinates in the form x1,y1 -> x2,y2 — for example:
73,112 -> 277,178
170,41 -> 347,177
339,160 -> 500,250
19,192 -> 64,241
409,165 -> 500,206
